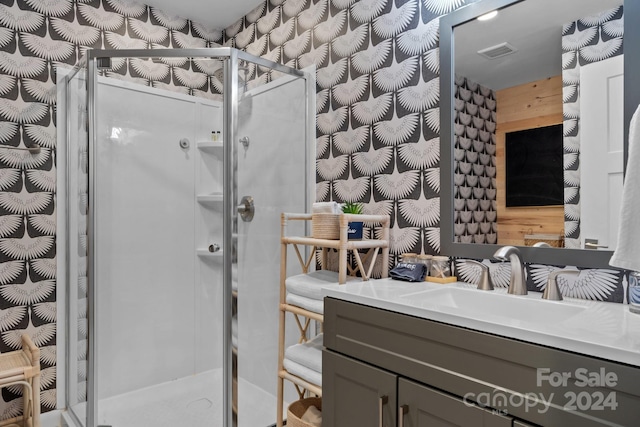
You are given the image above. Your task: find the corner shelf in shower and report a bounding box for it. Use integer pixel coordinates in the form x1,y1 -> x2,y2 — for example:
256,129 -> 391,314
196,249 -> 224,258
197,140 -> 223,152
197,193 -> 223,206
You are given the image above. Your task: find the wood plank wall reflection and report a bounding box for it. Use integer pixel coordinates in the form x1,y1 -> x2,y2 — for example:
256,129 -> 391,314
496,75 -> 565,246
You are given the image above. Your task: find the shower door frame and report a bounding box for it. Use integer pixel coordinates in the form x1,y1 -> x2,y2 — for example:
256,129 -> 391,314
81,48 -> 310,427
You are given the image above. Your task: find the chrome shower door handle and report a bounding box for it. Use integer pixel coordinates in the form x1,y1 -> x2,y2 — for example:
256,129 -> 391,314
237,196 -> 254,222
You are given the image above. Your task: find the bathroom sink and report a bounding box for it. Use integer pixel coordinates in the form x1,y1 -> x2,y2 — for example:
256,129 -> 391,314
400,286 -> 587,324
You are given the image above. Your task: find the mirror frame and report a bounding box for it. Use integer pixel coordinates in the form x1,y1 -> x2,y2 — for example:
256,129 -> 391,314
439,0 -> 629,268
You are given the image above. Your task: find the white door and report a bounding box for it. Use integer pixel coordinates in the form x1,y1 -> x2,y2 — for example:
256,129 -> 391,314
579,54 -> 624,250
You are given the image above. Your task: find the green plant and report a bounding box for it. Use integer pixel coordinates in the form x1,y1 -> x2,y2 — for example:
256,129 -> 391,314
342,202 -> 364,214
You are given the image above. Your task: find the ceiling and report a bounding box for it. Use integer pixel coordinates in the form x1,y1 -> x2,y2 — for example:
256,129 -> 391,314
454,0 -> 623,91
143,0 -> 263,29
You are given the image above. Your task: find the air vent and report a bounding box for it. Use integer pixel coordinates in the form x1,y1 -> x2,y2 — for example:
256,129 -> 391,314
477,42 -> 517,60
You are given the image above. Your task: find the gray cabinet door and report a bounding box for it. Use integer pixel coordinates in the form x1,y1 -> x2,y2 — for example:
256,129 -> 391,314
398,378 -> 513,427
323,350 -> 397,427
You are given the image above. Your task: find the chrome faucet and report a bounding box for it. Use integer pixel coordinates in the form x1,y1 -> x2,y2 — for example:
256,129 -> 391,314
465,260 -> 494,291
493,246 -> 527,295
543,269 -> 580,301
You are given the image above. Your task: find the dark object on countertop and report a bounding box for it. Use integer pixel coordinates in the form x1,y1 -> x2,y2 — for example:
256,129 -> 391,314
390,262 -> 427,282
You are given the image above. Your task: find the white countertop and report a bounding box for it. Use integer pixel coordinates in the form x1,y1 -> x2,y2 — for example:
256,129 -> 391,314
322,278 -> 640,367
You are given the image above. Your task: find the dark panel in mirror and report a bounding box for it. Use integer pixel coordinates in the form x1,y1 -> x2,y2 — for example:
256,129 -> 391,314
505,125 -> 564,207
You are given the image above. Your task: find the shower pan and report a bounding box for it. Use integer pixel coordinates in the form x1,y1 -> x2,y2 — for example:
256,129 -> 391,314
58,48 -> 314,427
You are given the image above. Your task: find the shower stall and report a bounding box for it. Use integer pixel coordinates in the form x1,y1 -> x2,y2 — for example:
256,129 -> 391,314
57,48 -> 314,427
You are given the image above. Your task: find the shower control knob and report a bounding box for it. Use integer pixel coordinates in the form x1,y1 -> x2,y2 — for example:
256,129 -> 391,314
237,196 -> 254,222
179,138 -> 190,149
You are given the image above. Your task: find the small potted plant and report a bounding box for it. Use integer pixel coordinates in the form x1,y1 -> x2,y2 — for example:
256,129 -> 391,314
342,202 -> 364,240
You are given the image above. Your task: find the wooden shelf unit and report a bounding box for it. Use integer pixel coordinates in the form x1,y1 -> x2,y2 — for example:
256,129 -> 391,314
276,212 -> 390,427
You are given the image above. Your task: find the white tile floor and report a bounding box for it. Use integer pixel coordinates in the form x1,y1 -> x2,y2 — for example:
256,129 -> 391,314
91,369 -> 279,427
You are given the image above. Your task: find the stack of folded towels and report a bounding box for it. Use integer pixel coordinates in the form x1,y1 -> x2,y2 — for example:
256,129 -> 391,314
283,333 -> 323,387
284,268 -> 358,388
285,270 -> 356,314
283,270 -> 357,387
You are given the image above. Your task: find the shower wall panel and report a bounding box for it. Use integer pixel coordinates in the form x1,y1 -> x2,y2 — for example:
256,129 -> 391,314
95,79 -> 222,399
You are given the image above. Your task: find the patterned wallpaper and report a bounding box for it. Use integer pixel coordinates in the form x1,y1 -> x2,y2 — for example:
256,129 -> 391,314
0,0 -> 630,420
226,0 -> 478,262
455,258 -> 625,303
562,5 -> 624,248
453,75 -> 497,244
223,0 -> 628,304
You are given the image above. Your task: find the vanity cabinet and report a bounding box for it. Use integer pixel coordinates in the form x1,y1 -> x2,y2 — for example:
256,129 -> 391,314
323,298 -> 640,427
324,349 -> 513,426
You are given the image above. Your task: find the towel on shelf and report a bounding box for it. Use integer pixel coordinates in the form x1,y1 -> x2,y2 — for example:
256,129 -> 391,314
286,270 -> 358,301
312,202 -> 341,214
282,358 -> 322,387
611,104 -> 640,272
285,293 -> 324,314
284,334 -> 323,373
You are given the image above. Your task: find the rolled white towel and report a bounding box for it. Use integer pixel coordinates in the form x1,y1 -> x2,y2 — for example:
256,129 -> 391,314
312,201 -> 341,214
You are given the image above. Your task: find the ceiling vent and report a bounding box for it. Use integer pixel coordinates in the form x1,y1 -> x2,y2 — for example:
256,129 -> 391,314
477,42 -> 517,60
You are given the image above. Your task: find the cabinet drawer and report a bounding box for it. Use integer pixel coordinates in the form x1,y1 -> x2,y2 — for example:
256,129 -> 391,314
324,297 -> 640,426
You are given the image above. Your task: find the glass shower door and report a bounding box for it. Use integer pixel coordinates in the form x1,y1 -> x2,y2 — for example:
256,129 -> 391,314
233,61 -> 311,427
91,68 -> 225,427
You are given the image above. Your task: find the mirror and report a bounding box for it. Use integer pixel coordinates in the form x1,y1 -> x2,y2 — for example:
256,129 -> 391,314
440,0 -> 627,268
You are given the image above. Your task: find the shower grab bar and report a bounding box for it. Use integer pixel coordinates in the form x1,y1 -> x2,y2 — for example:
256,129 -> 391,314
0,145 -> 41,154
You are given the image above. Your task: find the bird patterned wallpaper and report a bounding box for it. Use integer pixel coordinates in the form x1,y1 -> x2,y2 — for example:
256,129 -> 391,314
227,0 -> 476,261
225,0 -> 627,303
0,0 -> 630,421
453,75 -> 496,245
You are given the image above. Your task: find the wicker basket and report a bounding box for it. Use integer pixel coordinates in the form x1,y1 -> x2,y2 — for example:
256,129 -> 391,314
287,397 -> 322,427
312,213 -> 340,239
524,233 -> 564,248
